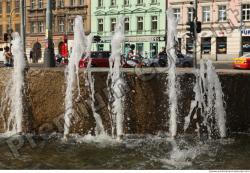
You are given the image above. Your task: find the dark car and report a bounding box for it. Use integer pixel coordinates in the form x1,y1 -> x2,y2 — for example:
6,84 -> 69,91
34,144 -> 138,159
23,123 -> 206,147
176,53 -> 193,67
79,51 -> 111,68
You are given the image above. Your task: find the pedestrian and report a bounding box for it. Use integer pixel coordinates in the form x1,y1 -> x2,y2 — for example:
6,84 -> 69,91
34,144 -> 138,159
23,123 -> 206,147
158,47 -> 168,67
3,46 -> 13,67
30,49 -> 33,63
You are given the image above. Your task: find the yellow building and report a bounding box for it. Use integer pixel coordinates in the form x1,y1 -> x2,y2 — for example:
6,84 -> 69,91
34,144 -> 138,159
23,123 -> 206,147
0,0 -> 21,51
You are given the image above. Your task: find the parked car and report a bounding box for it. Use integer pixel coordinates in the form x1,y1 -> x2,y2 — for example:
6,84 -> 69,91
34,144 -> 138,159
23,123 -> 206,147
142,53 -> 193,68
233,53 -> 250,69
79,51 -> 111,68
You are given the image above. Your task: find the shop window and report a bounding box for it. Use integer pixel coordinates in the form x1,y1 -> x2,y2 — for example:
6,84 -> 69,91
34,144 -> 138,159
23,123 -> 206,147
242,37 -> 250,53
150,43 -> 158,58
216,37 -> 227,54
201,37 -> 211,54
186,38 -> 193,54
136,43 -> 144,56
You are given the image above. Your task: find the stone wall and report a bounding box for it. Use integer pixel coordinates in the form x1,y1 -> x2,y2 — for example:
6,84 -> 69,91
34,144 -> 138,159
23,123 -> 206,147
0,68 -> 249,135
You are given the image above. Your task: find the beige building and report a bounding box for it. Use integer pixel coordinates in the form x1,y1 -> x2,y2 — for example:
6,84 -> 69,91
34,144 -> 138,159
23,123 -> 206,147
0,0 -> 21,51
26,0 -> 91,63
168,0 -> 246,60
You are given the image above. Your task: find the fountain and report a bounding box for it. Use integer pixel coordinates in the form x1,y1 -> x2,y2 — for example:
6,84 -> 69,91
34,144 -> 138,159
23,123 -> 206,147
63,15 -> 92,138
107,17 -> 125,140
166,8 -> 179,138
184,59 -> 227,138
0,32 -> 26,136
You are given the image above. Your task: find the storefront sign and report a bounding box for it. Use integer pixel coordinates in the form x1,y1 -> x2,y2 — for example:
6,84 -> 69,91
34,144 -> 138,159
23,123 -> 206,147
241,29 -> 250,36
101,36 -> 165,43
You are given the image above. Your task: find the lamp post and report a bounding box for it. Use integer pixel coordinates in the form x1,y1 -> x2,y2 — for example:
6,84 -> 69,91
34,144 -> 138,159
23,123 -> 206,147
20,0 -> 26,54
193,0 -> 198,68
239,2 -> 243,57
44,0 -> 55,67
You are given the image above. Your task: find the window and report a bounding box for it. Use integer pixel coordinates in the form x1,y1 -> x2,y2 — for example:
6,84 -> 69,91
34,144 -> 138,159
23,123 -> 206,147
15,0 -> 20,13
186,38 -> 193,54
150,43 -> 158,58
0,0 -> 2,14
137,17 -> 143,32
188,8 -> 193,22
15,24 -> 20,33
201,37 -> 211,54
124,0 -> 129,6
111,0 -> 116,6
202,6 -> 211,22
59,19 -> 64,32
124,17 -> 129,32
79,0 -> 84,5
151,16 -> 157,31
38,0 -> 43,9
38,21 -> 44,33
173,8 -> 180,23
30,22 -> 36,33
0,25 -> 2,38
98,19 -> 103,32
71,0 -> 76,6
6,0 -> 11,13
218,6 -> 227,22
110,18 -> 116,32
98,0 -> 103,7
216,37 -> 227,54
58,0 -> 64,7
151,0 -> 157,4
242,4 -> 250,21
136,43 -> 144,55
137,0 -> 143,5
31,0 -> 35,9
69,19 -> 74,32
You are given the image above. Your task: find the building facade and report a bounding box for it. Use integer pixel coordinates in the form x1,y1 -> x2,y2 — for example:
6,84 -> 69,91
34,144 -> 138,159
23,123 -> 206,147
0,0 -> 21,50
168,0 -> 246,60
26,0 -> 91,63
91,0 -> 166,58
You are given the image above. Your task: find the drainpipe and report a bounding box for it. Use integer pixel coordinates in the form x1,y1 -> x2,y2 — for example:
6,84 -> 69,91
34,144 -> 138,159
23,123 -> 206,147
239,2 -> 243,56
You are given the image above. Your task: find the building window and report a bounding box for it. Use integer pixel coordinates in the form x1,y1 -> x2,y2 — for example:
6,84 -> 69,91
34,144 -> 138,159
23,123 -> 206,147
38,0 -> 43,9
202,6 -> 211,22
111,0 -> 116,6
150,43 -> 158,58
0,25 -> 2,38
98,19 -> 103,32
242,4 -> 250,21
30,22 -> 36,33
6,0 -> 11,13
151,16 -> 157,31
173,8 -> 181,23
137,0 -> 143,5
15,24 -> 20,33
58,0 -> 64,7
186,38 -> 193,54
136,43 -> 144,55
59,19 -> 64,32
216,37 -> 227,54
124,17 -> 129,32
71,0 -> 76,6
0,0 -> 2,14
38,21 -> 44,33
79,0 -> 84,5
137,17 -> 143,32
124,0 -> 129,6
151,0 -> 157,4
31,0 -> 35,9
201,37 -> 211,54
242,36 -> 250,53
15,0 -> 20,13
218,6 -> 227,22
188,8 -> 193,22
69,19 -> 74,32
98,0 -> 103,7
110,18 -> 116,32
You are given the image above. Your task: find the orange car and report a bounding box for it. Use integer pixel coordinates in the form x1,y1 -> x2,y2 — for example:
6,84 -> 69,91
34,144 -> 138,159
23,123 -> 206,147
233,53 -> 250,69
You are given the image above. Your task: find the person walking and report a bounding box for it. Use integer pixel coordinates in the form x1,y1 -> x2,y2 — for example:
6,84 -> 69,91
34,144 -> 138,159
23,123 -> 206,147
4,46 -> 13,67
